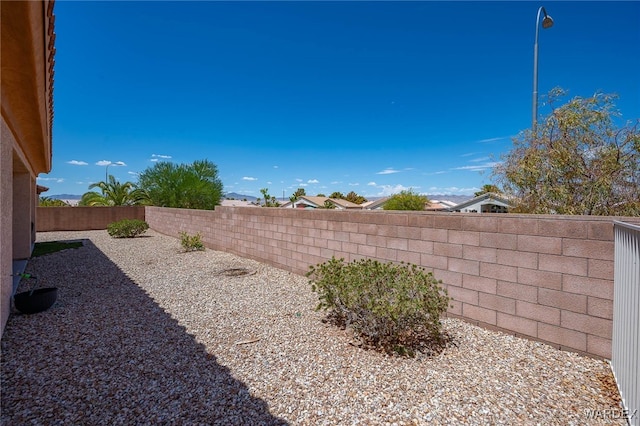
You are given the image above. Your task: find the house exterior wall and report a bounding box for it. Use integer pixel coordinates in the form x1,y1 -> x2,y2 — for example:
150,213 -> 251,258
12,173 -> 32,259
1,0 -> 56,337
456,199 -> 510,213
36,206 -> 146,231
1,118 -> 15,334
146,206 -> 640,359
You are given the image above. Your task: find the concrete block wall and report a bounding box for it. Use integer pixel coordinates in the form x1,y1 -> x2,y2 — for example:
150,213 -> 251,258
37,206 -> 145,231
146,206 -> 639,359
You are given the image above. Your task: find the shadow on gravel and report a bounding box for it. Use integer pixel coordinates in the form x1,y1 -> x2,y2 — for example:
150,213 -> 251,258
1,239 -> 288,425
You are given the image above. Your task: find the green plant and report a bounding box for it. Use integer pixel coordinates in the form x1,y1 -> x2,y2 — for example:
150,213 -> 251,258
38,197 -> 71,207
137,159 -> 223,210
494,88 -> 640,215
307,257 -> 451,356
383,189 -> 429,211
79,175 -> 147,206
260,188 -> 280,207
107,219 -> 149,238
180,231 -> 205,252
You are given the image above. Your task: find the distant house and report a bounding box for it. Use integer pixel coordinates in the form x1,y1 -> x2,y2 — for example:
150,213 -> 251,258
425,200 -> 451,211
283,196 -> 362,210
1,0 -> 56,336
449,193 -> 512,213
361,197 -> 390,210
220,199 -> 259,207
431,199 -> 458,210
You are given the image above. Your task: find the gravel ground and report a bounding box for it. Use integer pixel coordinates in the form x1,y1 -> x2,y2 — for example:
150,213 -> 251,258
1,230 -> 625,425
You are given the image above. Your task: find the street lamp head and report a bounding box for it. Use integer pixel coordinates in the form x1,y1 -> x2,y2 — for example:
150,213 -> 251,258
541,7 -> 554,29
533,6 -> 555,132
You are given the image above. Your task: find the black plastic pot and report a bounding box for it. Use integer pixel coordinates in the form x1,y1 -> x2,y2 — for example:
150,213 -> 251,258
14,288 -> 58,314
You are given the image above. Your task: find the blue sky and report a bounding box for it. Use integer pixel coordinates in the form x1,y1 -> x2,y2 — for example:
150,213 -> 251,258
42,1 -> 640,199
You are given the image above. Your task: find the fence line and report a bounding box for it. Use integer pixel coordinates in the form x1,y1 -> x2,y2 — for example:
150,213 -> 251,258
612,221 -> 640,426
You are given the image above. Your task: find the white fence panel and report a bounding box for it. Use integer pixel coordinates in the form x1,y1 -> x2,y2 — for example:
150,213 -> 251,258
612,221 -> 640,426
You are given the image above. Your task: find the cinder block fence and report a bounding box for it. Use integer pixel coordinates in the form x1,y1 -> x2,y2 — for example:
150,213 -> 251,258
37,206 -> 145,231
145,206 -> 640,359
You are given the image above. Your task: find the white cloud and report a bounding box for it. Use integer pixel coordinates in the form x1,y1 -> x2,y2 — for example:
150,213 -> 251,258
150,159 -> 158,162
331,181 -> 342,185
37,177 -> 64,183
477,136 -> 510,144
267,181 -> 273,185
376,168 -> 400,175
273,165 -> 279,169
376,184 -> 410,196
308,179 -> 319,184
452,161 -> 501,171
299,183 -> 308,187
428,186 -> 478,195
242,176 -> 258,181
348,182 -> 359,186
96,160 -> 126,167
128,171 -> 138,176
470,156 -> 490,163
296,178 -> 303,183
67,160 -> 88,166
152,154 -> 172,159
367,182 -> 377,186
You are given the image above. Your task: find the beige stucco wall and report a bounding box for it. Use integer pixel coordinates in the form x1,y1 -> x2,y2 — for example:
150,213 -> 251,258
12,173 -> 32,259
1,0 -> 56,337
1,118 -> 15,333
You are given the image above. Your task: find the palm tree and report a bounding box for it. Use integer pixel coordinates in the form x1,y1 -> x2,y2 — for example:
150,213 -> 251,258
137,160 -> 223,210
474,184 -> 502,197
39,196 -> 70,207
79,175 -> 147,206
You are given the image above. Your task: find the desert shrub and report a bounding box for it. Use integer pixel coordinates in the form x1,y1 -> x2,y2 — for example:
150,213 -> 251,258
307,257 -> 451,356
180,231 -> 205,252
107,219 -> 149,238
383,189 -> 429,211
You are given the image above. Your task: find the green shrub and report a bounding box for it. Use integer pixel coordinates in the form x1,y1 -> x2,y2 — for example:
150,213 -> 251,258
307,257 -> 451,356
107,219 -> 149,238
179,231 -> 205,252
383,189 -> 429,211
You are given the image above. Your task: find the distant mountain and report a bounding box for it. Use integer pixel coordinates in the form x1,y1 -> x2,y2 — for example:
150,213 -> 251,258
224,192 -> 257,202
49,194 -> 82,200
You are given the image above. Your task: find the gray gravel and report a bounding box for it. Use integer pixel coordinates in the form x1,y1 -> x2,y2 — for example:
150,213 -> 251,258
1,230 -> 624,425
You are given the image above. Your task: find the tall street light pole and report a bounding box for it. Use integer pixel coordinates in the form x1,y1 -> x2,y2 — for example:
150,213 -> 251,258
532,6 -> 554,133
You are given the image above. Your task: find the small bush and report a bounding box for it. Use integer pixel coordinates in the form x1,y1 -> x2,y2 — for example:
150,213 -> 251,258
180,231 -> 205,252
107,219 -> 149,238
307,257 -> 451,356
